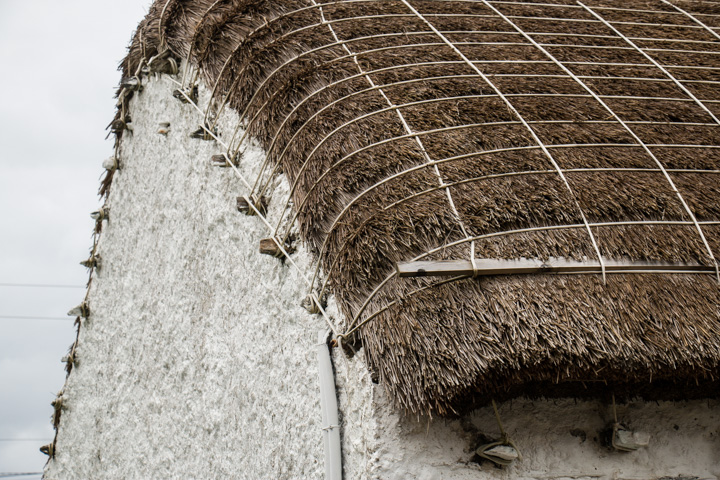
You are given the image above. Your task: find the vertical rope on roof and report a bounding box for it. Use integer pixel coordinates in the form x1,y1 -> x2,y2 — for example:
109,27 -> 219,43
181,0 -> 225,88
398,0 -> 607,281
337,0 -> 720,330
661,0 -> 720,42
158,0 -> 175,51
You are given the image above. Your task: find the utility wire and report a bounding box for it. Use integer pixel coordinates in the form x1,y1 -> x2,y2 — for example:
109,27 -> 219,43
0,284 -> 84,289
0,316 -> 72,322
0,439 -> 50,442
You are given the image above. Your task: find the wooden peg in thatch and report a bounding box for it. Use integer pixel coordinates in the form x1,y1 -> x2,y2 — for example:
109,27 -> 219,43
190,125 -> 216,140
120,76 -> 142,92
111,119 -> 128,134
64,342 -> 78,374
67,302 -> 89,318
102,156 -> 120,171
301,293 -> 327,314
90,207 -> 109,222
210,154 -> 239,168
236,195 -> 267,216
91,206 -> 109,234
259,237 -> 294,259
148,51 -> 179,75
40,442 -> 55,457
51,396 -> 64,428
259,237 -> 283,258
173,85 -> 198,104
80,255 -> 101,270
61,352 -> 75,368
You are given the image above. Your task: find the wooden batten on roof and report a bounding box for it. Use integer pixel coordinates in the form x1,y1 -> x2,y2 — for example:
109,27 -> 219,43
396,257 -> 718,277
117,0 -> 720,415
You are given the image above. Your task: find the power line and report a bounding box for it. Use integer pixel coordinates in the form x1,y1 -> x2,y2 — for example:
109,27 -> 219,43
0,316 -> 72,322
0,283 -> 84,289
0,439 -> 49,442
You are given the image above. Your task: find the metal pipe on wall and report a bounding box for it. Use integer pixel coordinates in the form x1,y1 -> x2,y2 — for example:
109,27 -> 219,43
317,330 -> 342,480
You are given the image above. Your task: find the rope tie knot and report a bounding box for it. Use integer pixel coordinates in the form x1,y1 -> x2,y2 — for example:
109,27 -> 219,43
470,241 -> 479,278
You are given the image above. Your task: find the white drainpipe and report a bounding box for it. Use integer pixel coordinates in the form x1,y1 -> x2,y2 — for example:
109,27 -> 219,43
317,330 -> 342,479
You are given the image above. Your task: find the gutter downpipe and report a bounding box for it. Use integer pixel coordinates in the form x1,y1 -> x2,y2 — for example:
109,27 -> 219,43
318,330 -> 342,480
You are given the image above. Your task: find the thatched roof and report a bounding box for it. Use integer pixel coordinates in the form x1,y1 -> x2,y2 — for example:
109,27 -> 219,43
116,0 -> 720,415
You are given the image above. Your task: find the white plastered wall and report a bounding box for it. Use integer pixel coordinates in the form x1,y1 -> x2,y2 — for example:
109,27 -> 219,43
44,74 -> 329,480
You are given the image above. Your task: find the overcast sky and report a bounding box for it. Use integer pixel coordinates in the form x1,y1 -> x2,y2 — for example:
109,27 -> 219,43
0,1 -> 150,475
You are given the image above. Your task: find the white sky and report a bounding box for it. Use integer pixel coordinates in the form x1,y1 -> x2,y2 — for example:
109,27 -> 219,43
0,1 -> 151,475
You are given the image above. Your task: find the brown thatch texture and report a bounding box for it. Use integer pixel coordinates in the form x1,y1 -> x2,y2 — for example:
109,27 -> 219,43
119,0 -> 720,415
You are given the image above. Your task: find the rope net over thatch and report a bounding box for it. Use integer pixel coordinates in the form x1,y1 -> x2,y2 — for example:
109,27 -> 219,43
115,0 -> 720,415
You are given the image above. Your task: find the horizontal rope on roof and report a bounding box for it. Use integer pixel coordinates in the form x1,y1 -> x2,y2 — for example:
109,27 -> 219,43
280,128 -> 720,252
210,32 -> 720,132
312,165 -> 720,297
235,65 -> 720,177
488,0 -> 719,21
202,4 -> 720,127
248,60 -> 720,198
216,30 -> 720,125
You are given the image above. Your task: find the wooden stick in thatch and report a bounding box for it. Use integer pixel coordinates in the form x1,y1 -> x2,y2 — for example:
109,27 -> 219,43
397,258 -> 717,278
259,237 -> 286,258
236,195 -> 268,216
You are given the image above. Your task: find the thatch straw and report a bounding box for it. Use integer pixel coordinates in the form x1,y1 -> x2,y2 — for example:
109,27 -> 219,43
116,0 -> 720,415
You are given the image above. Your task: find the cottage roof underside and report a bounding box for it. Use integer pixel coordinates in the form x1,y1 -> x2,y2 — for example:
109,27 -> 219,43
114,0 -> 720,415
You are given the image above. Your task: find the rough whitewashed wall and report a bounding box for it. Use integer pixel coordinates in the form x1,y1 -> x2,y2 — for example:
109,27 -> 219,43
46,72 -> 720,480
335,348 -> 720,480
44,74 -> 328,479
